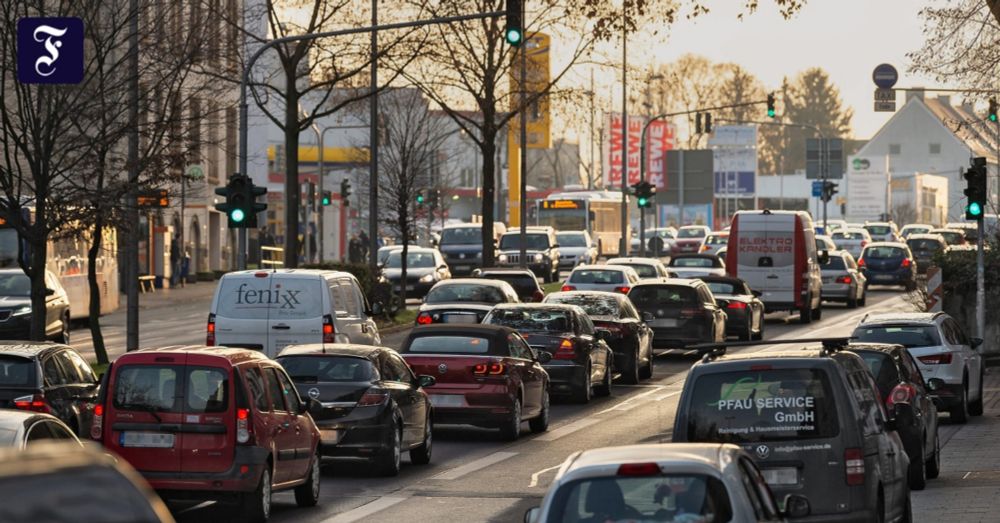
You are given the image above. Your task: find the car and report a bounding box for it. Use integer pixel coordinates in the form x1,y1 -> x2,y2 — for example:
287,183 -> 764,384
277,344 -> 434,476
209,269 -> 382,358
820,250 -> 867,308
671,225 -> 712,254
375,245 -> 404,268
524,443 -> 811,523
696,276 -> 765,341
0,342 -> 99,436
822,218 -> 848,234
858,242 -> 918,291
906,233 -> 946,274
561,264 -> 640,294
542,291 -> 654,384
864,221 -> 901,242
667,253 -> 726,278
0,269 -> 71,343
673,340 -> 912,523
415,278 -> 520,325
0,441 -> 174,523
438,222 -> 507,277
899,223 -> 934,239
381,247 -> 450,298
93,346 -> 323,522
831,227 -> 873,260
627,279 -> 726,353
555,230 -> 598,269
630,227 -> 677,256
945,221 -> 978,243
699,231 -> 729,255
472,267 -> 545,302
0,410 -> 81,449
815,234 -> 837,253
398,324 -> 550,440
929,227 -> 966,246
605,256 -> 672,279
496,227 -> 561,282
483,303 -> 614,402
844,343 -> 940,490
852,312 -> 985,423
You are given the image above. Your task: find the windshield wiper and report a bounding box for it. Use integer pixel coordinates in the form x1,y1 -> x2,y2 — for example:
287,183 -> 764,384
290,374 -> 318,383
120,402 -> 165,423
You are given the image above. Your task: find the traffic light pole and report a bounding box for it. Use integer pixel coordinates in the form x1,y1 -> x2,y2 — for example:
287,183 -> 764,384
518,7 -> 528,271
977,218 -> 984,342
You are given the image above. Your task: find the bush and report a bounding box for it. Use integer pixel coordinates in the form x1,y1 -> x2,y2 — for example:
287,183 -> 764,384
933,241 -> 1000,299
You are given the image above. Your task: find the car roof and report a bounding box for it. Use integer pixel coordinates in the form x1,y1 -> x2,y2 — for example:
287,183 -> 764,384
573,264 -> 634,273
563,443 -> 733,475
0,342 -> 67,358
670,253 -> 718,259
837,228 -> 869,233
545,290 -> 627,301
220,268 -> 352,279
865,241 -> 907,248
632,277 -> 702,288
697,342 -> 867,364
476,268 -> 535,275
492,302 -> 585,312
0,410 -> 63,431
901,223 -> 933,228
442,223 -> 481,229
121,345 -> 272,365
857,312 -> 942,325
277,343 -> 388,359
930,228 -> 963,232
606,257 -> 662,265
907,234 -> 945,240
434,278 -> 510,288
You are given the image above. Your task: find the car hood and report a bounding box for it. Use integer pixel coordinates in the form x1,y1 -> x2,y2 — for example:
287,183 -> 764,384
558,247 -> 590,255
439,244 -> 482,255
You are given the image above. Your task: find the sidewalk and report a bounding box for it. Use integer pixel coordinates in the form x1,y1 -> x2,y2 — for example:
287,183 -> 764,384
912,364 -> 1000,522
127,280 -> 218,310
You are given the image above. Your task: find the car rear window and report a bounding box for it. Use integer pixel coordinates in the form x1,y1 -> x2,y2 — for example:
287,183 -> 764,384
703,281 -> 740,295
706,235 -> 728,244
821,256 -> 846,270
678,228 -> 707,238
853,351 -> 897,400
569,269 -> 624,284
440,227 -> 481,245
862,246 -> 905,259
484,308 -> 572,333
549,474 -> 732,523
865,225 -> 891,235
544,294 -> 621,317
629,286 -> 698,309
935,231 -> 964,244
832,231 -> 865,240
851,325 -> 941,348
620,263 -> 657,278
0,356 -> 35,387
481,274 -> 535,294
277,356 -> 375,383
403,335 -> 491,354
686,368 -> 839,443
215,277 -> 324,320
907,239 -> 942,251
426,283 -> 505,304
113,365 -> 229,414
671,257 -> 715,268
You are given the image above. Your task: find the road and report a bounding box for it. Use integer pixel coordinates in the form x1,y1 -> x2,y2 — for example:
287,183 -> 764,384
133,287 -> 919,523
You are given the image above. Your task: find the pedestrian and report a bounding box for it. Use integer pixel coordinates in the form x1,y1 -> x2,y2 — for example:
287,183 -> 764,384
170,237 -> 180,287
348,235 -> 361,264
179,247 -> 190,288
358,230 -> 370,262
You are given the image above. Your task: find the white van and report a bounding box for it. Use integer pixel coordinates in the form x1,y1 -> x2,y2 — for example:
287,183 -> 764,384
726,210 -> 824,324
207,269 -> 381,357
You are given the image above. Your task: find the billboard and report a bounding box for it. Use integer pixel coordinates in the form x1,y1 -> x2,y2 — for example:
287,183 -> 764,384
509,33 -> 550,149
708,125 -> 757,197
846,155 -> 888,221
602,114 -> 676,189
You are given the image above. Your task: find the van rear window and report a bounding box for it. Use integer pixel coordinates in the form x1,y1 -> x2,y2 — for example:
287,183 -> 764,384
687,369 -> 839,443
215,278 -> 323,320
113,365 -> 229,414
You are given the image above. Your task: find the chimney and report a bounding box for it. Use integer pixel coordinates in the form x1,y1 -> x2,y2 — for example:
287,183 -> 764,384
937,95 -> 951,106
906,88 -> 925,102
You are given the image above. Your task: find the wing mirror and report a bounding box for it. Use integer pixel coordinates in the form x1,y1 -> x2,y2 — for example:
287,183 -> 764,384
417,374 -> 436,388
970,337 -> 984,349
782,494 -> 811,518
594,328 -> 612,342
818,249 -> 830,265
369,301 -> 385,317
533,350 -> 552,364
524,507 -> 540,523
641,311 -> 654,322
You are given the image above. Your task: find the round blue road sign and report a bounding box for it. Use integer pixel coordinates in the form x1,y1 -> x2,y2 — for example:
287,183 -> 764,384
872,63 -> 898,89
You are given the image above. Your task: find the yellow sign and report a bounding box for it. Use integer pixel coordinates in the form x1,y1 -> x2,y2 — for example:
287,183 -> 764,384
542,200 -> 581,210
509,33 -> 550,150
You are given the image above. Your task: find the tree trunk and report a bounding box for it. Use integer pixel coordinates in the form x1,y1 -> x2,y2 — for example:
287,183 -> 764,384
480,124 -> 497,268
283,88 -> 301,268
88,212 -> 108,363
27,224 -> 48,341
398,205 -> 409,306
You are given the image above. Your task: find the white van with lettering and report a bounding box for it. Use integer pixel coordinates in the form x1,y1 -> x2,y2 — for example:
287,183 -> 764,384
207,269 -> 381,358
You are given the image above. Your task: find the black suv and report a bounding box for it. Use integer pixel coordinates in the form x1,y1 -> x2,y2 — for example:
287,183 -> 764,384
0,269 -> 71,343
0,343 -> 99,436
496,227 -> 560,283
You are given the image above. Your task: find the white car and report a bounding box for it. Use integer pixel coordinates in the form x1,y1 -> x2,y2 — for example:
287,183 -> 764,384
899,223 -> 933,239
630,227 -> 677,255
699,231 -> 729,256
830,228 -> 872,260
863,221 -> 901,242
667,253 -> 727,278
525,443 -> 810,523
605,257 -> 672,279
556,230 -> 598,269
562,264 -> 640,293
815,234 -> 837,253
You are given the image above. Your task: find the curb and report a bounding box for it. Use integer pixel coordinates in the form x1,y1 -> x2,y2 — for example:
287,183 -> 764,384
379,323 -> 414,335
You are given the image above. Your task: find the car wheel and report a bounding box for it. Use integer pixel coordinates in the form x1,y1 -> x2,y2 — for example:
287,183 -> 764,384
529,390 -> 549,433
58,315 -> 70,344
409,414 -> 433,465
908,440 -> 927,491
240,466 -> 272,523
375,422 -> 402,476
926,432 -> 941,479
639,346 -> 653,380
594,361 -> 612,397
799,296 -> 813,324
950,380 -> 970,424
752,316 -> 764,341
738,320 -> 752,342
294,450 -> 321,507
875,489 -> 885,523
573,367 -> 592,404
901,490 -> 913,523
811,302 -> 822,320
499,399 -> 521,441
847,289 -> 858,309
970,368 -> 985,416
859,290 -> 867,307
620,350 -> 640,385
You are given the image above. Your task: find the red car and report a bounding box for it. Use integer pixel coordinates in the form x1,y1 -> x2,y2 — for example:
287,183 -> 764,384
93,346 -> 322,522
399,324 -> 551,440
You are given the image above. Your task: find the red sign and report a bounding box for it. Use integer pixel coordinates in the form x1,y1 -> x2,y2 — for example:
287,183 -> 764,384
603,113 -> 675,189
645,121 -> 676,190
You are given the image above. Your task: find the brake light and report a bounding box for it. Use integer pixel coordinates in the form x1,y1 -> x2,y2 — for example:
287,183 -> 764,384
845,448 -> 865,485
416,312 -> 433,325
555,339 -> 576,360
322,314 -> 336,343
90,404 -> 104,440
532,290 -> 545,302
726,301 -> 747,310
561,285 -> 576,291
254,272 -> 269,278
835,275 -> 853,284
358,387 -> 390,406
857,258 -> 866,268
700,245 -> 710,252
614,286 -> 631,294
13,394 -> 50,413
901,258 -> 911,268
886,383 -> 916,409
236,407 -> 251,444
617,463 -> 661,476
473,362 -> 507,375
918,353 -> 953,365
206,313 -> 216,346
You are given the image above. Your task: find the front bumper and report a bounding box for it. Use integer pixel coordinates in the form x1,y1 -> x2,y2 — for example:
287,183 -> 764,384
144,446 -> 270,495
390,280 -> 436,297
722,310 -> 749,336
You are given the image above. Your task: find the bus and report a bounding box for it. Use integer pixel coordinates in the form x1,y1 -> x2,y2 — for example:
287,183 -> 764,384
0,211 -> 119,319
536,190 -> 629,256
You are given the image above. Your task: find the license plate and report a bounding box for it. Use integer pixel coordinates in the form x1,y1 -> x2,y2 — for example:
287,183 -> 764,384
319,429 -> 343,444
393,285 -> 415,291
873,274 -> 894,282
120,432 -> 174,448
762,467 -> 798,485
429,394 -> 466,407
650,318 -> 678,328
822,277 -> 833,283
443,314 -> 478,323
453,265 -> 470,272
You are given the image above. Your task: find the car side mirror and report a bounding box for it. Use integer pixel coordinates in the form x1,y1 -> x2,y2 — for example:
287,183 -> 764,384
534,350 -> 552,364
438,265 -> 448,271
417,374 -> 436,388
751,290 -> 762,298
971,337 -> 984,349
370,301 -> 384,316
302,397 -> 322,416
551,244 -> 560,249
45,288 -> 56,296
926,377 -> 945,392
524,507 -> 540,523
782,494 -> 811,518
594,328 -> 612,341
641,311 -> 654,322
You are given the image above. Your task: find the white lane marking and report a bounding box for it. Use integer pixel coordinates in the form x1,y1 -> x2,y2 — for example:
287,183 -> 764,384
322,496 -> 408,523
652,391 -> 681,402
529,463 -> 563,487
595,386 -> 665,415
534,418 -> 602,442
963,471 -> 972,480
431,451 -> 518,480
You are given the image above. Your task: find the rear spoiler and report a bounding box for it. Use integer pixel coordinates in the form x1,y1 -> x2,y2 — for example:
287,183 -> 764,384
690,337 -> 855,361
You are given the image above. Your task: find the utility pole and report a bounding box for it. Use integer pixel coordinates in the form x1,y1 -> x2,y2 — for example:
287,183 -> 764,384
618,10 -> 628,256
589,69 -> 595,191
518,5 -> 528,270
125,0 -> 139,351
369,0 -> 379,276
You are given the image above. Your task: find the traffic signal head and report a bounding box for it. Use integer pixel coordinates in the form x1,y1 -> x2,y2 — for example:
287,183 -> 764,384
990,98 -> 998,123
964,158 -> 987,220
704,112 -> 712,134
695,113 -> 702,134
416,190 -> 425,205
321,191 -> 332,206
633,181 -> 655,209
505,0 -> 523,46
226,175 -> 250,227
766,93 -> 776,118
340,179 -> 352,200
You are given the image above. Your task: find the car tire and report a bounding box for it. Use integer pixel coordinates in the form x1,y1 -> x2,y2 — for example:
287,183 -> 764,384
847,290 -> 858,309
241,466 -> 272,523
970,368 -> 985,417
799,296 -> 812,324
875,488 -> 885,523
500,399 -> 521,441
901,490 -> 913,523
905,280 -> 917,292
908,440 -> 927,491
639,347 -> 653,380
811,302 -> 822,320
738,320 -> 752,342
926,432 -> 941,479
752,317 -> 764,341
950,380 -> 970,424
410,415 -> 433,465
859,291 -> 867,307
594,362 -> 612,397
573,367 -> 592,404
58,315 -> 70,345
294,450 -> 321,507
375,422 -> 402,476
529,390 -> 549,433
621,350 -> 640,385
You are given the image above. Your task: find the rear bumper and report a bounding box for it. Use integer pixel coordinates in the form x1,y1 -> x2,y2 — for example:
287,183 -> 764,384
426,387 -> 515,426
821,283 -> 852,300
542,363 -> 588,395
861,268 -> 914,285
649,326 -> 709,349
317,417 -> 393,457
722,311 -> 748,335
143,446 -> 270,494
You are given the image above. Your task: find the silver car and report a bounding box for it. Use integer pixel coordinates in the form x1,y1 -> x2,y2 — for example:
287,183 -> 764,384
605,257 -> 672,280
698,231 -> 729,256
864,221 -> 901,242
562,264 -> 640,293
830,227 -> 872,259
900,223 -> 933,239
667,253 -> 726,278
820,250 -> 867,308
629,227 -> 677,256
555,231 -> 598,269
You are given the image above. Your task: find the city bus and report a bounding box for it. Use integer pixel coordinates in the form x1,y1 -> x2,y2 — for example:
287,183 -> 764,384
536,190 -> 629,256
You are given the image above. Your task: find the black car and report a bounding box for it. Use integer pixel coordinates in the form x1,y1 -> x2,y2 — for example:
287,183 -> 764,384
0,342 -> 99,436
0,269 -> 71,343
415,278 -> 520,325
473,267 -> 545,302
626,279 -> 726,353
542,291 -> 654,384
496,228 -> 561,283
846,343 -> 940,490
697,276 -> 765,341
483,303 -> 613,403
277,344 -> 434,476
381,247 -> 450,299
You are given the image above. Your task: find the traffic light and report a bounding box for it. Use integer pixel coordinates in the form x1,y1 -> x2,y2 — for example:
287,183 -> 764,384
340,179 -> 351,206
215,174 -> 266,228
704,112 -> 712,134
249,181 -> 267,228
632,181 -> 655,209
306,182 -> 316,211
416,189 -> 426,206
695,113 -> 702,134
990,98 -> 998,123
504,0 -> 523,46
766,93 -> 776,118
321,190 -> 332,206
821,181 -> 839,203
965,157 -> 987,220
427,189 -> 441,209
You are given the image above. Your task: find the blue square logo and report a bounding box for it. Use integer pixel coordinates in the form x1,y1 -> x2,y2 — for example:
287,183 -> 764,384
17,17 -> 84,84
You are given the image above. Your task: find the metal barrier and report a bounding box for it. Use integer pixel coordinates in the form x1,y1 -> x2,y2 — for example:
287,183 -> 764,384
261,246 -> 284,267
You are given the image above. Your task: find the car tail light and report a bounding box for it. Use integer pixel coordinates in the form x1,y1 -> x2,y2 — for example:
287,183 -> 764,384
554,339 -> 576,360
532,290 -> 545,302
700,245 -> 710,252
322,314 -> 336,342
90,404 -> 104,440
206,313 -> 216,346
614,286 -> 631,294
886,383 -> 916,408
416,312 -> 433,325
918,353 -> 953,365
845,448 -> 865,486
726,301 -> 747,310
236,407 -> 252,444
358,387 -> 390,406
835,275 -> 853,284
861,240 -> 868,248
561,285 -> 576,291
617,462 -> 661,476
901,258 -> 911,268
13,394 -> 50,413
473,362 -> 507,375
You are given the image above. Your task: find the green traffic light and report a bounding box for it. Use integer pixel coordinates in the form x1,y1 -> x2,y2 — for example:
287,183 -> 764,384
767,109 -> 776,118
505,28 -> 522,45
322,197 -> 331,206
637,197 -> 648,207
991,114 -> 998,122
231,208 -> 246,223
968,201 -> 983,217
416,195 -> 425,204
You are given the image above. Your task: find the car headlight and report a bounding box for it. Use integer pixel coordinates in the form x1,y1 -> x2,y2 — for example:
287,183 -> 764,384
476,252 -> 482,259
499,254 -> 508,263
533,253 -> 543,262
419,273 -> 435,283
11,306 -> 31,316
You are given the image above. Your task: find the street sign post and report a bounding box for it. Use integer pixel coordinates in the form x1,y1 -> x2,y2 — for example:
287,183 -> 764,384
874,88 -> 895,101
874,101 -> 896,112
811,180 -> 823,198
872,63 -> 899,89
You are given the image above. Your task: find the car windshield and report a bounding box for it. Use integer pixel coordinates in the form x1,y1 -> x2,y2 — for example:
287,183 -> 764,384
832,230 -> 866,240
377,248 -> 400,265
440,227 -> 481,245
936,231 -> 964,244
863,246 -> 905,259
620,263 -> 657,278
865,225 -> 891,235
569,269 -> 624,284
425,283 -> 505,304
705,235 -> 728,245
277,356 -> 375,383
907,239 -> 942,252
0,356 -> 35,387
546,294 -> 621,317
687,368 -> 839,443
549,474 -> 733,523
499,233 -> 549,251
557,233 -> 587,247
677,228 -> 706,238
386,252 -> 436,268
485,308 -> 572,332
852,325 -> 942,348
671,257 -> 715,268
821,256 -> 846,270
0,273 -> 31,297
113,365 -> 229,414
480,273 -> 536,295
404,335 -> 490,354
703,281 -> 742,295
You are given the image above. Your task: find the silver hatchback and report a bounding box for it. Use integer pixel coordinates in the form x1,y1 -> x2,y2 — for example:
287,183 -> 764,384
820,250 -> 867,308
831,228 -> 872,260
562,264 -> 640,293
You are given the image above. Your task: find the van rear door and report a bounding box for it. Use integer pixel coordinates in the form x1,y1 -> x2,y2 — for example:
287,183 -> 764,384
763,213 -> 798,307
177,354 -> 236,474
213,273 -> 272,353
266,274 -> 325,357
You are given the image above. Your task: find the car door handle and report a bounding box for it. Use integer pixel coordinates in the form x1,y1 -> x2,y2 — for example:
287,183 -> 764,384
272,325 -> 291,330
766,275 -> 778,279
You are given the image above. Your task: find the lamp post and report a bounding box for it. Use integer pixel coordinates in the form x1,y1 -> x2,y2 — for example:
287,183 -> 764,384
312,122 -> 368,262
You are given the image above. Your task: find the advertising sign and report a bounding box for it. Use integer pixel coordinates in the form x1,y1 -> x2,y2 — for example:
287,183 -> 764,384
645,120 -> 676,190
17,17 -> 84,84
846,155 -> 887,221
602,112 -> 644,188
509,33 -> 551,149
709,126 -> 757,197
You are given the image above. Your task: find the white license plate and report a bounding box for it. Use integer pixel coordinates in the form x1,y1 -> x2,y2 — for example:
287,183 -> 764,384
873,274 -> 894,282
443,314 -> 478,323
120,432 -> 175,448
319,429 -> 343,443
453,265 -> 470,272
650,318 -> 678,328
822,277 -> 833,283
429,394 -> 466,407
762,467 -> 798,485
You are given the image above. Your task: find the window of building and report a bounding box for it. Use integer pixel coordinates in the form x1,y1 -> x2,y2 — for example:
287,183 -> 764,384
929,143 -> 941,155
889,144 -> 901,155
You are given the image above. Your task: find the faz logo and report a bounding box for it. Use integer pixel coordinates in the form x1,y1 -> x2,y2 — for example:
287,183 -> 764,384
234,283 -> 301,309
17,17 -> 84,84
